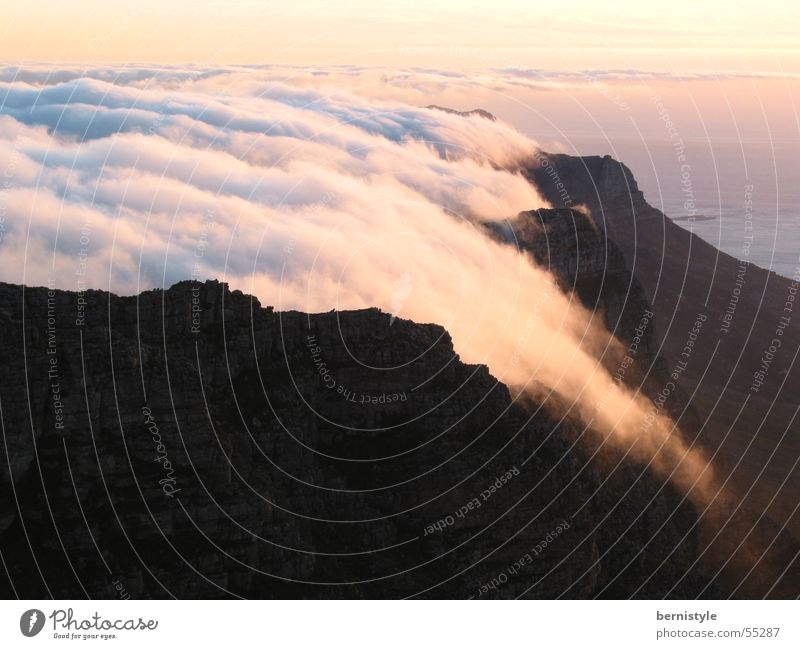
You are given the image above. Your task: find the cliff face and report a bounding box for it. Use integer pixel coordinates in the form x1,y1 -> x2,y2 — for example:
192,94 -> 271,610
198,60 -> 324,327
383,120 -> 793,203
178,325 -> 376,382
525,153 -> 800,539
484,207 -> 701,446
523,153 -> 800,595
0,280 -> 705,599
1,150 -> 794,599
485,208 -> 666,378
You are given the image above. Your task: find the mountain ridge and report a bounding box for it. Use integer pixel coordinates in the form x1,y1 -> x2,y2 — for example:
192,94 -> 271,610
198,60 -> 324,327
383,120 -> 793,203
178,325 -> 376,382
524,149 -> 800,541
0,278 -> 711,598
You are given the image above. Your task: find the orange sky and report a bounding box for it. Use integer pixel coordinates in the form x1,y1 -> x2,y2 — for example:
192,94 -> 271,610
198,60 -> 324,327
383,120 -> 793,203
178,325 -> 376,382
1,0 -> 798,73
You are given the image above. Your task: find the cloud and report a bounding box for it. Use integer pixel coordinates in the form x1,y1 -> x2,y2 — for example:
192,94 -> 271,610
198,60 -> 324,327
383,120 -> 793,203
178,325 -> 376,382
0,65 -> 715,509
0,67 -> 546,288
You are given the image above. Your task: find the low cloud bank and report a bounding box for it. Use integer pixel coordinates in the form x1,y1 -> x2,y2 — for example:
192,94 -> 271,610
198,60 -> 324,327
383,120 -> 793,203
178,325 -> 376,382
0,65 -> 714,509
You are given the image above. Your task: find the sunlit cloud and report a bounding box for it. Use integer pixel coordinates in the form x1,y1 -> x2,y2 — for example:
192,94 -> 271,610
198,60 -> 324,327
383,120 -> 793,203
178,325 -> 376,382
0,65 -> 716,512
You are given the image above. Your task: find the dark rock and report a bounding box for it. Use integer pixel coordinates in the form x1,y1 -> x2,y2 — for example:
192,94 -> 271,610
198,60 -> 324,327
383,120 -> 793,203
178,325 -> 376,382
523,151 -> 800,597
0,279 -> 708,598
426,105 -> 497,121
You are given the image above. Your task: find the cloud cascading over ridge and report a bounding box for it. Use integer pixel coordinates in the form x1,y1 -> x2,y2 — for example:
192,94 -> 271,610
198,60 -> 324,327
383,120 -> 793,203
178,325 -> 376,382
0,65 -> 716,508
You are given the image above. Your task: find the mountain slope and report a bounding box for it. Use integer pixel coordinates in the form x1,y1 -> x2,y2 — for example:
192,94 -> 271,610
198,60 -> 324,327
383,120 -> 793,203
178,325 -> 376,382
0,279 -> 707,598
525,152 -> 800,542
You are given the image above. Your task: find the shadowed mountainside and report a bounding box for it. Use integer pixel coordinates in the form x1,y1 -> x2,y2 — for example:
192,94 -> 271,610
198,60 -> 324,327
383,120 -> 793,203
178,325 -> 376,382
0,145 -> 797,599
524,151 -> 800,559
0,279 -> 709,599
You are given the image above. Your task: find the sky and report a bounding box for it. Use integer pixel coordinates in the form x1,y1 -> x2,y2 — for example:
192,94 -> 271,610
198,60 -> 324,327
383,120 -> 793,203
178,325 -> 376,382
1,0 -> 799,73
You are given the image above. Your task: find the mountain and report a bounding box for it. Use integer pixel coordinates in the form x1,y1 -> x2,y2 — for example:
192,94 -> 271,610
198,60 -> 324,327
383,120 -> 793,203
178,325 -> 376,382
524,153 -> 800,543
0,279 -> 708,598
483,203 -> 800,598
0,146 -> 797,599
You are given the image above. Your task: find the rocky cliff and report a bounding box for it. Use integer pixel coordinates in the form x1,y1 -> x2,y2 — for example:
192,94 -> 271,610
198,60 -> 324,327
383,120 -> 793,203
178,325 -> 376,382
523,152 -> 800,595
0,279 -> 707,599
1,148 -> 796,600
525,153 -> 800,531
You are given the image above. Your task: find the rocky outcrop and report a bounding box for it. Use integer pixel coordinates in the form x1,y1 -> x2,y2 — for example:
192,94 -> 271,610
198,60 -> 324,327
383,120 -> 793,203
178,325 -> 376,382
0,280 -> 708,599
524,152 -> 800,594
485,208 -> 668,381
426,105 -> 497,121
